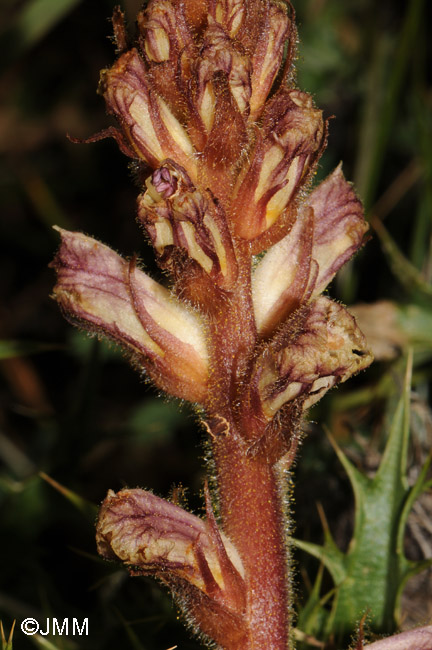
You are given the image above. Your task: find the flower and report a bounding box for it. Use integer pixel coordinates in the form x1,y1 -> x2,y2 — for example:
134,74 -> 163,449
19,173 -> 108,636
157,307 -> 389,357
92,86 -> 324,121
100,48 -> 197,179
51,228 -> 208,403
137,161 -> 238,289
97,488 -> 247,647
252,164 -> 369,336
254,296 -> 373,419
232,90 -> 324,241
245,165 -> 372,429
52,1 -> 376,646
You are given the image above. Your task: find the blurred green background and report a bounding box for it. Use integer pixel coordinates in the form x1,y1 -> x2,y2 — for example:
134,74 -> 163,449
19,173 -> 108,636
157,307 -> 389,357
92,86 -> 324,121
0,0 -> 431,648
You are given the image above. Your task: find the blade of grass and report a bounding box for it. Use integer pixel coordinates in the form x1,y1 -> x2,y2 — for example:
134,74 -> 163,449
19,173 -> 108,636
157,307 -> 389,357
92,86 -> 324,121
372,216 -> 432,299
0,341 -> 62,360
354,0 -> 425,209
0,0 -> 82,70
39,472 -> 97,521
0,620 -> 15,650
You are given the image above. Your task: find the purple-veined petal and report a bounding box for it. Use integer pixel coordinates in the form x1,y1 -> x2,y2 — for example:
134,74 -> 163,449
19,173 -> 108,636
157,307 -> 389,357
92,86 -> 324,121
233,90 -> 324,240
309,163 -> 368,297
51,228 -> 208,403
100,49 -> 197,179
256,297 -> 373,417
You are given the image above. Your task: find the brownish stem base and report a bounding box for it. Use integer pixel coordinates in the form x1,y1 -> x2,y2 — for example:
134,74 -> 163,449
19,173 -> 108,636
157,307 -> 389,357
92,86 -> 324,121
213,432 -> 291,650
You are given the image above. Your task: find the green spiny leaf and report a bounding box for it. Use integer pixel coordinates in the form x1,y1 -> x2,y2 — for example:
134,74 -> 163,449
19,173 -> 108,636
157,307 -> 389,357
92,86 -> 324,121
296,354 -> 430,642
290,536 -> 346,587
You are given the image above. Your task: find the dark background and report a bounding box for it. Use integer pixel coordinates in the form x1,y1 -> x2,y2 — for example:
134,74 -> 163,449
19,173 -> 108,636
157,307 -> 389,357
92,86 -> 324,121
0,0 -> 431,648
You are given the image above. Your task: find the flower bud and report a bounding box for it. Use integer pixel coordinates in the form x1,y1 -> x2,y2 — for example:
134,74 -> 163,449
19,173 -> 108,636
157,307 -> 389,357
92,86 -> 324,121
209,0 -> 245,37
100,48 -> 197,178
137,0 -> 194,63
249,3 -> 291,120
255,297 -> 373,417
138,162 -> 238,288
142,23 -> 170,63
51,228 -> 208,403
252,165 -> 368,336
232,90 -> 324,240
195,21 -> 252,123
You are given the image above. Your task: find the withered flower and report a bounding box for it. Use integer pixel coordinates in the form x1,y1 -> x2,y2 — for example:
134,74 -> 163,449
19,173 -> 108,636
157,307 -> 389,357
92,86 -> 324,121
52,1 -> 373,648
255,297 -> 372,419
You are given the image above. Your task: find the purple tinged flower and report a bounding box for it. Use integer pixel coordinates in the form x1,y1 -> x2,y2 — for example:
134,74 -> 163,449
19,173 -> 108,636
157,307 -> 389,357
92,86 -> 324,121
97,488 -> 245,594
362,626 -> 432,650
138,163 -> 238,289
51,228 -> 208,403
252,206 -> 316,337
151,166 -> 178,198
308,163 -> 369,297
96,488 -> 248,646
249,3 -> 291,120
209,0 -> 245,37
255,297 -> 373,418
139,3 -> 172,62
137,0 -> 195,65
194,20 -> 252,129
100,48 -> 197,179
249,166 -> 371,418
252,165 -> 369,336
232,90 -> 324,240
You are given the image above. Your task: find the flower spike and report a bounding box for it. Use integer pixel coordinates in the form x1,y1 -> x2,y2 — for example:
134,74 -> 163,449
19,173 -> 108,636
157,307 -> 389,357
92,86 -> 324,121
53,1 -> 376,647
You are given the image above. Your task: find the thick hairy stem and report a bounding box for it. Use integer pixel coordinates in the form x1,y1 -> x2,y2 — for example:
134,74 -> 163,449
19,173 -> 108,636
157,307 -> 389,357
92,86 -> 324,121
206,244 -> 293,649
212,432 -> 292,650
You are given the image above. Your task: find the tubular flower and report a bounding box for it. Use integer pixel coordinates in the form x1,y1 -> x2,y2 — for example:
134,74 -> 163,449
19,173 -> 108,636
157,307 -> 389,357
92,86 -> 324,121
51,1 -> 374,648
137,160 -> 238,289
51,228 -> 208,403
252,164 -> 369,336
232,90 -> 325,240
97,488 -> 247,647
253,297 -> 372,420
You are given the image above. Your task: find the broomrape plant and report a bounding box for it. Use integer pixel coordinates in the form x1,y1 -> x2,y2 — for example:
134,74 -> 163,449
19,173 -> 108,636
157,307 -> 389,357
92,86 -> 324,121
50,1 -> 432,649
